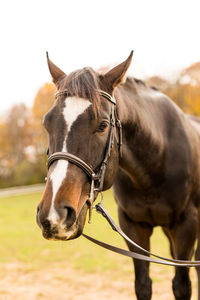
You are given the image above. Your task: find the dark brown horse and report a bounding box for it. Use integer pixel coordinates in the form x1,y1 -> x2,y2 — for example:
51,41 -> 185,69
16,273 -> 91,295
37,52 -> 200,300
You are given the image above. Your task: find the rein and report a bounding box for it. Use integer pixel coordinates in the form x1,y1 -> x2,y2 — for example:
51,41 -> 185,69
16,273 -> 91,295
83,203 -> 200,267
47,89 -> 200,267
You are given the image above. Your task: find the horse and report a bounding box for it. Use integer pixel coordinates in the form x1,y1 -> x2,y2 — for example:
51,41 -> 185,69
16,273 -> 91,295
36,51 -> 200,300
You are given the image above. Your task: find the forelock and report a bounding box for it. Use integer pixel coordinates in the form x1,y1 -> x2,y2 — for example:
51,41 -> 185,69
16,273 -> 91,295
59,67 -> 101,117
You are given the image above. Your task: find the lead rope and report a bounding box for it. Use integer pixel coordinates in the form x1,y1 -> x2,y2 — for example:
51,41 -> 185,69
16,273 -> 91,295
83,200 -> 200,267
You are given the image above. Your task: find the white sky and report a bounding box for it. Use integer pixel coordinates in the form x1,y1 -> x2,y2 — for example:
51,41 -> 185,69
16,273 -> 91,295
0,0 -> 200,112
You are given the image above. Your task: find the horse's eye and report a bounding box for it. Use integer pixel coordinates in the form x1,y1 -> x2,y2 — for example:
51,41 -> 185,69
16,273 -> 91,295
46,148 -> 49,156
97,121 -> 109,132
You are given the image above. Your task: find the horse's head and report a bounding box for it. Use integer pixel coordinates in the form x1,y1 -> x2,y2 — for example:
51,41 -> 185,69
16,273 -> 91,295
36,51 -> 133,240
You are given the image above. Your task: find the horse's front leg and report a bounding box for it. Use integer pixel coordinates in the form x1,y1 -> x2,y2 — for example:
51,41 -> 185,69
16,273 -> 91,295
118,207 -> 153,300
164,205 -> 197,300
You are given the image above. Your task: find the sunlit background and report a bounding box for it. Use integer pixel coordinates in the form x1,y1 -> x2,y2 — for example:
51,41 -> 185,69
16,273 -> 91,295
0,1 -> 200,299
1,0 -> 200,111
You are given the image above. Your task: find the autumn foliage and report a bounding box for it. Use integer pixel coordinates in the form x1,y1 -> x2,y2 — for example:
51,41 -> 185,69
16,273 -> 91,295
0,84 -> 55,187
147,62 -> 200,116
0,62 -> 200,187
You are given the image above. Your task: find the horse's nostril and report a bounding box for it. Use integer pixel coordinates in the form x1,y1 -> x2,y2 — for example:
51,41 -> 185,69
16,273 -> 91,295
64,206 -> 76,228
41,219 -> 51,230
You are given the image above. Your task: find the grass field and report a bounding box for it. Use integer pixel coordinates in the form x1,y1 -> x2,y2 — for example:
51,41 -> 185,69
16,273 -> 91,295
0,190 -> 198,299
0,190 -> 170,272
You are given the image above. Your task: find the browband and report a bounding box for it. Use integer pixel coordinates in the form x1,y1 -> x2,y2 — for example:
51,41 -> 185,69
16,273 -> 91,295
55,89 -> 116,105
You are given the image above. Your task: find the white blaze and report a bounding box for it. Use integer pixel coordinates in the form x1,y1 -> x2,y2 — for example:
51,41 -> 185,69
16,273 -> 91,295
48,97 -> 91,224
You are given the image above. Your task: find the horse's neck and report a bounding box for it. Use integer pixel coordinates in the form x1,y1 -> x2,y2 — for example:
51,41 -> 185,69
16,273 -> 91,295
117,88 -> 165,187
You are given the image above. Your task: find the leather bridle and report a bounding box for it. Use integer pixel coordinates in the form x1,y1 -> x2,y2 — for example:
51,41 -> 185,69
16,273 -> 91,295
46,89 -> 200,267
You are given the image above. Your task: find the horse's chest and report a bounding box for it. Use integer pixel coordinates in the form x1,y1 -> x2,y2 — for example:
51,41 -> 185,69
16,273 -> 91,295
116,193 -> 174,227
127,200 -> 173,226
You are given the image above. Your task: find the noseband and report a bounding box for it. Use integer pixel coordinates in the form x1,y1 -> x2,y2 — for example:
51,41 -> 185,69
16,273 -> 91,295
47,89 -> 122,221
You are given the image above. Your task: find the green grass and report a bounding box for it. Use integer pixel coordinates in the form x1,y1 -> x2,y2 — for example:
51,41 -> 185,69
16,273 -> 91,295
0,190 -> 170,275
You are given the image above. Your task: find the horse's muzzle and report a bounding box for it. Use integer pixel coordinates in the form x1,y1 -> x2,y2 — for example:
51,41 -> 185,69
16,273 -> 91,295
36,202 -> 88,241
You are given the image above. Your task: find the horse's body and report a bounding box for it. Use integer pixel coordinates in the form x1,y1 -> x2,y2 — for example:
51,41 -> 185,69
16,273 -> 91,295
37,52 -> 200,300
113,78 -> 200,299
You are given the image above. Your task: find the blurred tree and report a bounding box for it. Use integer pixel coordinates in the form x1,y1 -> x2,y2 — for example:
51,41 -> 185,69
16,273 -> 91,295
0,104 -> 33,186
180,62 -> 200,86
0,83 -> 55,187
33,83 -> 56,119
32,83 -> 56,154
6,104 -> 32,163
147,63 -> 200,116
165,62 -> 200,116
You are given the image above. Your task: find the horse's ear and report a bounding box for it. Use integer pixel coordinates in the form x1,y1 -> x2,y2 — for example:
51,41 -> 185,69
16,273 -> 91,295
104,51 -> 133,89
46,52 -> 66,86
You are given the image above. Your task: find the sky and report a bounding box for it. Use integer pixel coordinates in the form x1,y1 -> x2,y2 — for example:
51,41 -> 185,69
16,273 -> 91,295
0,0 -> 200,112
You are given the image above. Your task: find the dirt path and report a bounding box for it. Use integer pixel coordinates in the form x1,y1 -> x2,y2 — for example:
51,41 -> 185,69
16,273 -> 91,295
0,184 -> 44,198
0,262 -> 197,300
